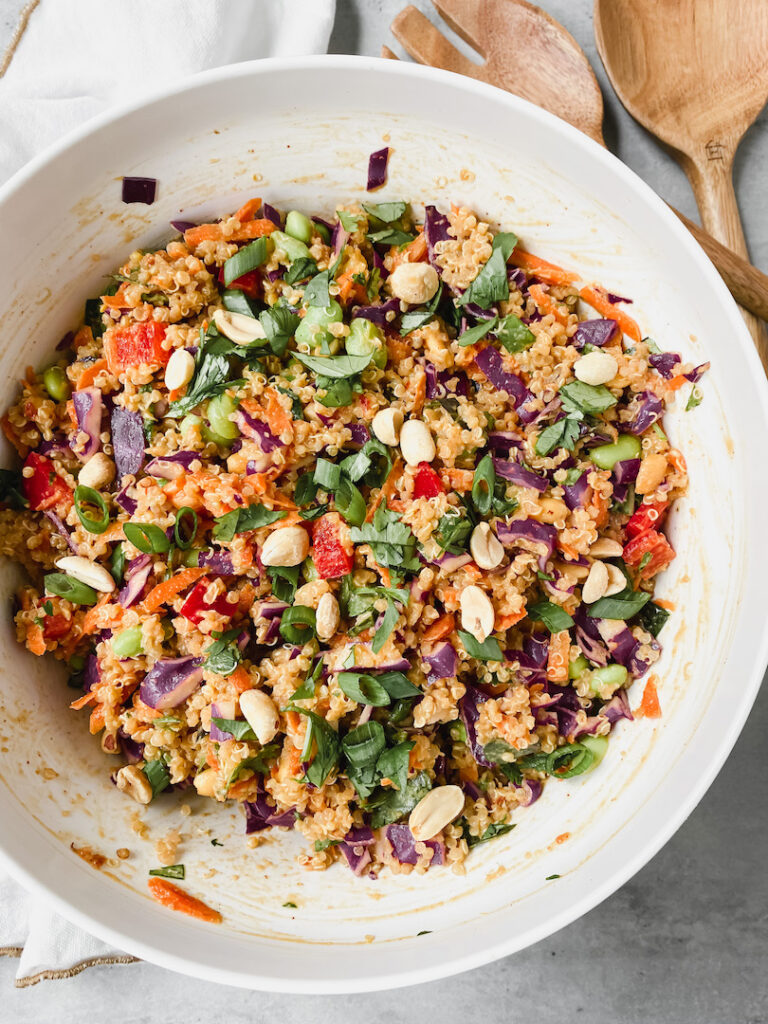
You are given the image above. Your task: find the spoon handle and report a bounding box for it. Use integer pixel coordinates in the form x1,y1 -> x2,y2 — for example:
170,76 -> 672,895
685,152 -> 768,364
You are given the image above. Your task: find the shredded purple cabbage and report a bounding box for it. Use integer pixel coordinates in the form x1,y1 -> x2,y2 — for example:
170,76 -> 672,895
71,387 -> 102,459
139,656 -> 203,710
626,391 -> 663,435
122,176 -> 157,205
423,205 -> 451,273
366,147 -> 389,191
424,641 -> 457,682
495,518 -> 557,572
492,456 -> 548,492
111,407 -> 145,481
573,319 -> 619,349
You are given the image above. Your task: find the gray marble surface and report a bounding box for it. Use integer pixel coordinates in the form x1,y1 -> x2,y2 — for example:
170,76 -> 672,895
1,1 -> 767,1021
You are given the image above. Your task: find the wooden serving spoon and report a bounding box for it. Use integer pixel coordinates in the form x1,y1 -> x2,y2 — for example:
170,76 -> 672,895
387,0 -> 768,344
594,0 -> 768,357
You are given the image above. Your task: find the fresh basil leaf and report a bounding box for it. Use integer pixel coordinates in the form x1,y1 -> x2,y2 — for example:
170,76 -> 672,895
633,601 -> 670,638
337,209 -> 361,232
316,376 -> 360,408
295,472 -> 319,506
222,289 -> 260,317
212,504 -> 286,542
337,671 -> 390,707
560,381 -> 618,416
535,413 -> 582,457
457,629 -> 504,662
466,820 -> 515,847
563,468 -> 583,486
84,297 -> 105,338
204,634 -> 242,676
290,657 -> 324,702
290,706 -> 341,787
527,600 -> 574,632
0,467 -> 27,510
259,306 -> 300,358
588,588 -> 651,620
314,458 -> 342,491
368,228 -> 415,246
276,384 -> 303,421
211,717 -> 257,741
349,504 -> 420,573
342,721 -> 386,767
363,201 -> 407,224
335,477 -> 366,527
457,232 -> 518,309
223,236 -> 270,287
303,270 -> 331,307
399,283 -> 443,335
376,740 -> 413,792
314,838 -> 341,852
371,598 -> 399,654
375,670 -> 420,699
284,257 -> 318,285
295,351 -> 373,380
434,510 -> 472,555
167,335 -> 234,417
496,313 -> 535,353
369,771 -> 431,829
143,758 -> 170,799
226,743 -> 282,789
457,316 -> 499,348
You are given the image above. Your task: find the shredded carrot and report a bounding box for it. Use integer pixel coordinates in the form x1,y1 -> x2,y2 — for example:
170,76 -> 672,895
26,622 -> 46,656
100,284 -> 132,310
386,335 -> 411,362
75,359 -> 108,391
440,467 -> 474,492
588,489 -> 609,528
262,387 -> 293,437
228,666 -> 253,694
141,567 -> 207,615
509,248 -> 578,286
654,598 -> 676,611
24,365 -> 36,387
183,218 -> 275,248
555,832 -> 570,845
667,449 -> 687,475
70,690 -> 97,710
546,629 -> 570,683
81,594 -> 116,635
529,284 -> 570,327
637,676 -> 661,719
147,878 -> 222,924
495,608 -> 527,632
666,374 -> 688,392
336,271 -> 368,307
89,705 -> 105,734
463,563 -> 483,580
410,368 -> 427,417
459,762 -> 479,784
579,285 -> 641,342
234,197 -> 262,222
365,458 -> 403,522
389,231 -> 427,270
422,613 -> 455,642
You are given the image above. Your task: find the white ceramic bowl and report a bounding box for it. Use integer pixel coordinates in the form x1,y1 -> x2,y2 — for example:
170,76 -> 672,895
0,57 -> 766,993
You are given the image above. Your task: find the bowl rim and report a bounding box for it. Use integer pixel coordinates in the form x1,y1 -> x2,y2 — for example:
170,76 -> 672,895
1,53 -> 767,993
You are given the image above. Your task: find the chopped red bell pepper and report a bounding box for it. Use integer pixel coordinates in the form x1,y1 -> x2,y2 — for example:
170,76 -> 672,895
179,580 -> 234,625
218,266 -> 261,298
103,321 -> 169,373
42,613 -> 71,641
413,462 -> 445,499
625,499 -> 669,539
21,452 -> 73,511
313,512 -> 353,579
623,530 -> 675,580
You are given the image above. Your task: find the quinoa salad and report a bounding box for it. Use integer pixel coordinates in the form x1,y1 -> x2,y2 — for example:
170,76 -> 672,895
0,184 -> 708,890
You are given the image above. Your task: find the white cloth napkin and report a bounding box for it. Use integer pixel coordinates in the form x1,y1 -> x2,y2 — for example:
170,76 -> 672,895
0,0 -> 335,986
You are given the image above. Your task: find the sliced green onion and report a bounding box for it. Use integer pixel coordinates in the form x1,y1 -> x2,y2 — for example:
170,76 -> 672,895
123,521 -> 171,554
173,507 -> 198,550
74,484 -> 110,535
471,454 -> 495,516
337,671 -> 390,707
547,743 -> 594,778
44,572 -> 98,606
279,605 -> 317,644
149,863 -> 185,879
223,236 -> 270,287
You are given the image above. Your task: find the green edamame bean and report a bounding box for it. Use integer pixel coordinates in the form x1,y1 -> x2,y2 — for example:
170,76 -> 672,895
346,317 -> 387,369
580,734 -> 609,768
42,365 -> 71,402
271,229 -> 311,263
588,663 -> 628,696
450,721 -> 468,744
589,434 -> 642,471
295,300 -> 343,353
568,653 -> 589,680
284,211 -> 314,245
206,394 -> 240,441
112,626 -> 143,658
